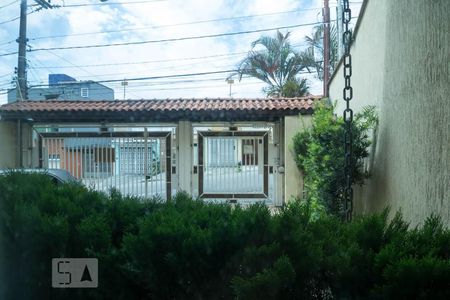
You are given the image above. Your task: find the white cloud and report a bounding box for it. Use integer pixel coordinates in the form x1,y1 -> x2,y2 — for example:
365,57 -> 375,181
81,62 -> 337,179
0,0 -> 362,104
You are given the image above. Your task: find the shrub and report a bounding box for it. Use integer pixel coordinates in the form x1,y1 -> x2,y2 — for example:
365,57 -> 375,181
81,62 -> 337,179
292,101 -> 378,217
1,173 -> 449,299
0,172 -> 148,299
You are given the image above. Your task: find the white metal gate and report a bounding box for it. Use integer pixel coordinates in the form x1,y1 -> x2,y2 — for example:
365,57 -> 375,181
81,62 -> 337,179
38,131 -> 172,200
197,131 -> 269,200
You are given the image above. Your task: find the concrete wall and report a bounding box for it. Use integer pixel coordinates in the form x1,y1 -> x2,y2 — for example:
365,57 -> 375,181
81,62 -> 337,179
177,121 -> 192,193
0,121 -> 17,168
0,121 -> 50,169
284,115 -> 313,203
329,0 -> 450,226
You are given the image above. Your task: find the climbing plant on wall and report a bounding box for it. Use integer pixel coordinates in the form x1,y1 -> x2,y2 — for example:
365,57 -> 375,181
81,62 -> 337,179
292,101 -> 378,217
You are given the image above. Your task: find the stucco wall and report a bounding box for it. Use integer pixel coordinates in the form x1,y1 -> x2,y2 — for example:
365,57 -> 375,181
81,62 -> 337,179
0,121 -> 17,168
284,115 -> 312,203
329,0 -> 450,226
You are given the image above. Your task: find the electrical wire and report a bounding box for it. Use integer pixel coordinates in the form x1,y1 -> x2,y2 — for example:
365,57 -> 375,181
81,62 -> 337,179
0,15 -> 20,25
28,7 -> 323,41
42,49 -> 103,78
29,52 -> 246,69
0,6 -> 37,26
27,20 -> 338,53
0,7 -> 323,46
0,73 -> 14,79
27,41 -> 308,71
28,69 -> 238,87
0,13 -> 357,56
0,0 -> 18,10
27,69 -> 311,88
56,0 -> 166,8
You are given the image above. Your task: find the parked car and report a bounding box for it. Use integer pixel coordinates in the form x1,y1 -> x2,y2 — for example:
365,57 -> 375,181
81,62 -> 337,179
0,169 -> 78,185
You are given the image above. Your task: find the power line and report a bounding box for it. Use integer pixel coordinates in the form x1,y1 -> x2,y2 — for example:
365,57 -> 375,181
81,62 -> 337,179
0,6 -> 37,26
55,0 -> 166,8
130,82 -> 262,91
1,41 -> 310,86
0,15 -> 20,25
0,0 -> 18,10
65,81 -> 264,97
0,73 -> 14,79
0,51 -> 18,57
28,7 -> 323,41
42,49 -> 102,78
25,41 -> 308,71
27,68 -> 312,88
107,76 -> 257,87
25,45 -> 310,83
29,52 -> 247,69
1,2 -> 360,45
0,40 -> 15,47
15,75 -> 259,89
0,7 -> 322,46
28,69 -> 238,87
27,20 -> 333,53
0,17 -> 357,57
42,63 -> 237,80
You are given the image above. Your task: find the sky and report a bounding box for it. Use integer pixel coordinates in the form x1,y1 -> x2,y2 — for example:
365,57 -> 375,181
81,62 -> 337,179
0,0 -> 362,104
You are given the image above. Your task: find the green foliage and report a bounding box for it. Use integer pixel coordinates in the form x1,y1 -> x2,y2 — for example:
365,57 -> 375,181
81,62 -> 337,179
1,173 -> 449,299
235,30 -> 311,97
266,77 -> 310,98
301,24 -> 340,81
293,102 -> 378,217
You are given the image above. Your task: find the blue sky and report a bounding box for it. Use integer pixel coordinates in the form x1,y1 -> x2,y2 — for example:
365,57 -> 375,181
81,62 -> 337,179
0,0 -> 361,103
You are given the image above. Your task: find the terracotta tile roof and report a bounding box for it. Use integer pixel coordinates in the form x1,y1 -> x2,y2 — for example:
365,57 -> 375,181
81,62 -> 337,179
0,97 -> 317,112
0,97 -> 320,122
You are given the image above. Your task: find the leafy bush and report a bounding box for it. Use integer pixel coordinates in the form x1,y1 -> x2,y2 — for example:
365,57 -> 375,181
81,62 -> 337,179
1,173 -> 449,299
292,101 -> 378,217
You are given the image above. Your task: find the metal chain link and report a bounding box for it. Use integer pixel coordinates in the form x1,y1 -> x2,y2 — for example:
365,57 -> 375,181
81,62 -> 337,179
342,0 -> 353,221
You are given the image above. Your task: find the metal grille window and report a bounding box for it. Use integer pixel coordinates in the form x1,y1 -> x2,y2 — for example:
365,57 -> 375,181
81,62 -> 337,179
39,131 -> 172,200
197,131 -> 269,199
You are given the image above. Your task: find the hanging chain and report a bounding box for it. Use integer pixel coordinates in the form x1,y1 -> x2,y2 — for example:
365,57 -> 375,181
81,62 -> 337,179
342,0 -> 353,221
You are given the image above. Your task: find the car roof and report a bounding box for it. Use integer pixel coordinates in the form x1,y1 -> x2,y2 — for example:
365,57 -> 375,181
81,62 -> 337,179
0,168 -> 77,183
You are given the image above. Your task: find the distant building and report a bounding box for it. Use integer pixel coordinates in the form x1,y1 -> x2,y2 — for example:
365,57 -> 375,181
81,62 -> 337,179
7,74 -> 114,103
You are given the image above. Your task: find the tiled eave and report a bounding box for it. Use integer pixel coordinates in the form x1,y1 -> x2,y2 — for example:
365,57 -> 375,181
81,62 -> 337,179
0,97 -> 320,123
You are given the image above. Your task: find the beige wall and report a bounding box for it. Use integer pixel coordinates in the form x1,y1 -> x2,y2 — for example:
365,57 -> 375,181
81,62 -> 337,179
329,0 -> 450,226
177,121 -> 192,194
284,115 -> 312,203
0,121 -> 17,168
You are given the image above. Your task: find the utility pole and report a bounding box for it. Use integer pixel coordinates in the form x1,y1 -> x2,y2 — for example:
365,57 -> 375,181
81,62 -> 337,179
16,0 -> 28,101
323,0 -> 331,97
16,0 -> 55,101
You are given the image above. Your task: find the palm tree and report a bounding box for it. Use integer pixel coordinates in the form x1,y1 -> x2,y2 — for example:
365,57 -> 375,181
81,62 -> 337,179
302,24 -> 339,81
235,31 -> 310,97
277,77 -> 310,97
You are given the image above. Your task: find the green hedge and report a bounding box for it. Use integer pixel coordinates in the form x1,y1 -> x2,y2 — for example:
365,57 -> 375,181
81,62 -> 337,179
0,173 -> 449,299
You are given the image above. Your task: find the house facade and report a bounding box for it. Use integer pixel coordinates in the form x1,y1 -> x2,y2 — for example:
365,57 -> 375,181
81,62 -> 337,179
7,74 -> 114,102
0,97 -> 317,206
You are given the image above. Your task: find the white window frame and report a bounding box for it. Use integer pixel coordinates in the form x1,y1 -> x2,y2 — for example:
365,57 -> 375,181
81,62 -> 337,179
81,87 -> 89,98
